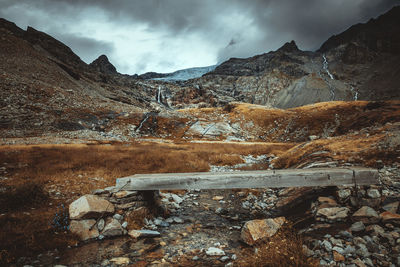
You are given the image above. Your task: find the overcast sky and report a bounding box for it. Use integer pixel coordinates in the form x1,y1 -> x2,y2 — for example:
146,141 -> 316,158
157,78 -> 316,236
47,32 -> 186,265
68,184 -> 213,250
0,0 -> 398,74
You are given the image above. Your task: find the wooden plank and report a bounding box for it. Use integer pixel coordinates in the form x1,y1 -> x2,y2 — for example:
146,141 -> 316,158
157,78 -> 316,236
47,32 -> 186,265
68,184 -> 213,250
115,167 -> 379,191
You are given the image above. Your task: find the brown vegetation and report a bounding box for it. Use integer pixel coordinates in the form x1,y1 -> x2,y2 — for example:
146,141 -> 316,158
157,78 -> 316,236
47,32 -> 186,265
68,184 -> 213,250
236,225 -> 318,267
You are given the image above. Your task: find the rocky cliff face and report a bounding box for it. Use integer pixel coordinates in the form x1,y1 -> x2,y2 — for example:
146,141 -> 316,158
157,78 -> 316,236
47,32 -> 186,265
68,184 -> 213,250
183,6 -> 400,108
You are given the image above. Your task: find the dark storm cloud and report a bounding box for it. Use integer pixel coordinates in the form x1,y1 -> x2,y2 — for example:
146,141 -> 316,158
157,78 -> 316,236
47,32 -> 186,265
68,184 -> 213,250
0,0 -> 398,73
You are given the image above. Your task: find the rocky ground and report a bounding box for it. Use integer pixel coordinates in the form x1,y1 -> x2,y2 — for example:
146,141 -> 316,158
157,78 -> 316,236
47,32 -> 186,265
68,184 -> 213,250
15,164 -> 400,267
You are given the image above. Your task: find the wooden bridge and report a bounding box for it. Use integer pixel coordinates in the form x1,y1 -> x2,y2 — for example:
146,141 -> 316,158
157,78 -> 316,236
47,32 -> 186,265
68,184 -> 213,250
115,167 -> 379,190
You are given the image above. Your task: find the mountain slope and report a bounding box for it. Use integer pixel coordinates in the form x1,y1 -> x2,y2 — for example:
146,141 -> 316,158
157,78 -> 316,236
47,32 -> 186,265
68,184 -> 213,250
184,6 -> 400,108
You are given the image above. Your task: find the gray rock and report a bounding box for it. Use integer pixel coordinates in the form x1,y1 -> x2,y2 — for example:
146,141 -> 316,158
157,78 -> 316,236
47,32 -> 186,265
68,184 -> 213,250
344,245 -> 356,255
102,218 -> 124,237
316,207 -> 350,222
355,244 -> 370,257
97,218 -> 105,231
231,254 -> 237,260
367,189 -> 381,199
337,189 -> 352,200
383,201 -> 399,213
69,194 -> 114,220
351,221 -> 365,232
171,194 -> 183,204
363,258 -> 373,266
322,240 -> 332,252
206,247 -> 225,256
173,217 -> 184,224
220,256 -> 230,262
121,221 -> 128,228
113,214 -> 123,221
352,206 -> 380,224
365,224 -> 384,236
128,229 -> 160,238
192,256 -> 199,261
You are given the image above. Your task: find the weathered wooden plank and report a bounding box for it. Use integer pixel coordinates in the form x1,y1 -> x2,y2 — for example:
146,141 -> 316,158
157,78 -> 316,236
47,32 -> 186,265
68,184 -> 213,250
115,167 -> 379,191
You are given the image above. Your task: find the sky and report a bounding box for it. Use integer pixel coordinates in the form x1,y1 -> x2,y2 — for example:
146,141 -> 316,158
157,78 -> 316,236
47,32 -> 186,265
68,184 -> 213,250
0,0 -> 398,74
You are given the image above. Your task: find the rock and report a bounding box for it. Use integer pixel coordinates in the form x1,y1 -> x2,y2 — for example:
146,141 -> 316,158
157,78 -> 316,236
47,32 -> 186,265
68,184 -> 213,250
365,224 -> 384,235
69,219 -> 99,241
172,217 -> 184,224
206,247 -> 225,256
353,258 -> 367,267
113,214 -> 123,221
318,196 -> 337,206
128,229 -> 160,238
337,189 -> 352,200
321,240 -> 332,251
171,194 -> 183,204
333,251 -> 345,262
109,257 -> 130,265
275,188 -> 316,210
97,218 -> 105,231
382,201 -> 399,213
367,189 -> 381,198
212,196 -> 224,201
309,135 -> 319,141
102,218 -> 125,237
351,221 -> 366,232
316,207 -> 350,222
380,211 -> 400,224
352,206 -> 380,224
121,221 -> 128,228
220,256 -> 230,262
69,194 -> 114,220
355,244 -> 370,257
240,217 -> 285,245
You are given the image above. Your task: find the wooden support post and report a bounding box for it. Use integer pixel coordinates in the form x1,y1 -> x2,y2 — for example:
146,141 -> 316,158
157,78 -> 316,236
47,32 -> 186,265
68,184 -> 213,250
115,167 -> 378,191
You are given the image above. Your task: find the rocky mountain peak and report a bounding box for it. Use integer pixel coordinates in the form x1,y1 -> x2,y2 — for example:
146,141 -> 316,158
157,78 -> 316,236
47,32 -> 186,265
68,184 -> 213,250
89,54 -> 117,74
277,40 -> 300,52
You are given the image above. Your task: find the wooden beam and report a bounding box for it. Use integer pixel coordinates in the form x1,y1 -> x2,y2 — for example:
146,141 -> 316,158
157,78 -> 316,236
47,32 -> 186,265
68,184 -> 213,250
115,167 -> 379,191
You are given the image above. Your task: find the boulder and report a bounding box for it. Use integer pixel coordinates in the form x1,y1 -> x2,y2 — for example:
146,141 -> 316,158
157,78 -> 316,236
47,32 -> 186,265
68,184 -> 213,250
241,217 -> 286,245
69,219 -> 99,241
69,194 -> 114,220
352,206 -> 380,224
316,207 -> 350,222
101,217 -> 125,237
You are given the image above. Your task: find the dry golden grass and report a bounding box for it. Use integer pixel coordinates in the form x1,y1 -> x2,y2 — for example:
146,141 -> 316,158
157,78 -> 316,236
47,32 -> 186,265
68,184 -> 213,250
0,141 -> 293,264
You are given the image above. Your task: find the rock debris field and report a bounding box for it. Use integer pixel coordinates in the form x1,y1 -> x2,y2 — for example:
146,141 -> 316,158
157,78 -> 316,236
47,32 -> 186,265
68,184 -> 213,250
20,165 -> 400,267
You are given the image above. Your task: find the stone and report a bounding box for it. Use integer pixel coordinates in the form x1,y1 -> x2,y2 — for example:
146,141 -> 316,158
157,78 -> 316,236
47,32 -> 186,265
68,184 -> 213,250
352,206 -> 380,224
351,221 -> 365,232
337,189 -> 352,200
109,257 -> 130,265
380,211 -> 400,224
171,194 -> 183,204
128,229 -> 160,238
69,194 -> 114,220
121,221 -> 128,228
220,256 -> 230,262
172,217 -> 184,224
353,258 -> 367,267
212,196 -> 224,201
355,244 -> 370,257
333,251 -> 345,262
113,214 -> 123,221
367,189 -> 381,198
97,218 -> 105,231
206,247 -> 225,256
321,240 -> 332,251
241,217 -> 285,245
318,196 -> 337,206
365,224 -> 384,235
102,218 -> 124,237
69,219 -> 99,241
316,207 -> 349,222
382,201 -> 399,213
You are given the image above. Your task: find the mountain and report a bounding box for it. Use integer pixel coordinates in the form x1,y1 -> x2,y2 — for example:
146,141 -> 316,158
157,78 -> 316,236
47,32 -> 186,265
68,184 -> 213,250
140,65 -> 217,81
0,6 -> 399,139
182,6 -> 400,108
